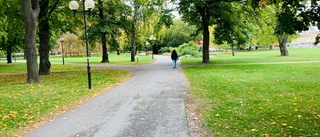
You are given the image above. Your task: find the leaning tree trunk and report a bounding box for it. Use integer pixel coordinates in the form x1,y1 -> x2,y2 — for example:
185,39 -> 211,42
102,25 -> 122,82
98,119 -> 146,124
38,0 -> 51,75
278,34 -> 289,56
22,0 -> 41,83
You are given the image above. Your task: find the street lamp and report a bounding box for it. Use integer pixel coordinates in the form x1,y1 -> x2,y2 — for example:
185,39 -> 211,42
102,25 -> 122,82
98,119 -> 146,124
149,35 -> 156,60
69,0 -> 95,89
60,38 -> 65,65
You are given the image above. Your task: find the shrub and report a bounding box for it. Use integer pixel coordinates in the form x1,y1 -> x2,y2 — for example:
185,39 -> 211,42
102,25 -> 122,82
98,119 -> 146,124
177,41 -> 200,56
158,47 -> 170,54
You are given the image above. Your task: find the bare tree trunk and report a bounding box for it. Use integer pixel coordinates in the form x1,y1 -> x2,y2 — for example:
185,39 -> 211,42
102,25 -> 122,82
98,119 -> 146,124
101,32 -> 109,62
269,45 -> 273,50
278,34 -> 289,56
6,44 -> 12,64
232,45 -> 235,56
38,0 -> 51,75
199,7 -> 210,63
130,5 -> 139,62
39,18 -> 51,75
22,0 -> 41,83
98,0 -> 109,63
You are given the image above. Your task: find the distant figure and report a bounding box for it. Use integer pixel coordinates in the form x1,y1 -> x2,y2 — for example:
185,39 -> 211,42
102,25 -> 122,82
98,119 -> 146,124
171,49 -> 179,69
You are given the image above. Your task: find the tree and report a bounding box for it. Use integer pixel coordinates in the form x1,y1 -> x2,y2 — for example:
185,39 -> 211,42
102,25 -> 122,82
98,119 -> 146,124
178,0 -> 242,63
38,0 -> 57,75
38,0 -> 77,75
0,0 -> 24,64
22,0 -> 41,83
89,0 -> 131,62
253,0 -> 317,56
213,2 -> 254,56
163,19 -> 201,48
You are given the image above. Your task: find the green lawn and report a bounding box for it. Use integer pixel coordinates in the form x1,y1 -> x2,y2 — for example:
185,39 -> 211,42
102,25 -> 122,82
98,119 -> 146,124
0,53 -> 154,66
0,54 -> 145,136
183,48 -> 320,136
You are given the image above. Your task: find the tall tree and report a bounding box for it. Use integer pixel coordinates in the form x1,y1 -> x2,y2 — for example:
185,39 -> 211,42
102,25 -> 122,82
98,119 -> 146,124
213,2 -> 254,55
22,0 -> 41,83
38,0 -> 56,74
252,0 -> 317,56
38,0 -> 74,74
178,0 -> 241,63
89,0 -> 131,62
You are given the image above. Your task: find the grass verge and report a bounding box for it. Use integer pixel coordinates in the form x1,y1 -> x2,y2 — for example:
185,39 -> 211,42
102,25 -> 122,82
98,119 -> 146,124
183,49 -> 320,136
0,65 -> 132,136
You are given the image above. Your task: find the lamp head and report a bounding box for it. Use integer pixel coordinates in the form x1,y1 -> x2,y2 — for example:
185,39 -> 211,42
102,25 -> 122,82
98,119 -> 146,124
85,0 -> 95,10
69,0 -> 79,10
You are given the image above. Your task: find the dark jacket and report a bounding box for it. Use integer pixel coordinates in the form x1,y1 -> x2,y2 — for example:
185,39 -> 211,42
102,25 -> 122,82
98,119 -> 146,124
171,50 -> 178,60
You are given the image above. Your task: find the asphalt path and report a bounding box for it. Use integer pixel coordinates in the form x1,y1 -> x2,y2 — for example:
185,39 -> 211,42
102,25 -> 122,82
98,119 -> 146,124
25,55 -> 190,137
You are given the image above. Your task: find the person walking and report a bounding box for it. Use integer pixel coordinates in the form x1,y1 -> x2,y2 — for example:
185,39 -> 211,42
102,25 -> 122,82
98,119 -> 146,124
171,49 -> 179,69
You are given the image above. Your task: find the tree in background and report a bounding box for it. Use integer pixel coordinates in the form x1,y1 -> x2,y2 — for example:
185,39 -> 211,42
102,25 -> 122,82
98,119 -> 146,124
213,2 -> 254,56
252,0 -> 319,56
178,0 -> 244,63
0,0 -> 25,64
163,19 -> 201,48
89,0 -> 131,62
22,0 -> 41,83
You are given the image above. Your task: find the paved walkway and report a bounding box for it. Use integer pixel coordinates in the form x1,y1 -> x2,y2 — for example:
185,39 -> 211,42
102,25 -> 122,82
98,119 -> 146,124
25,55 -> 190,137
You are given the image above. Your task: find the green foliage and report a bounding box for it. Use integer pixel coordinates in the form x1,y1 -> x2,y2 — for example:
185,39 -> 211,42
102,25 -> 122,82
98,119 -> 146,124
177,41 -> 200,56
158,47 -> 170,54
162,19 -> 201,48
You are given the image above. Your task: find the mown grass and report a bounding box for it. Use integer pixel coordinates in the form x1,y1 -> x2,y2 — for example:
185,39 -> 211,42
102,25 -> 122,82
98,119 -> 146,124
0,54 -> 138,136
183,48 -> 320,65
1,53 -> 153,66
183,48 -> 320,136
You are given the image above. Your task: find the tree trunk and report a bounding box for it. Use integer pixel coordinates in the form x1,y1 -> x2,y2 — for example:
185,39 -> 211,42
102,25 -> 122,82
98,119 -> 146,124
201,10 -> 210,63
232,45 -> 235,56
98,0 -> 109,63
6,44 -> 12,64
38,0 -> 51,75
101,32 -> 109,62
22,0 -> 41,83
269,45 -> 273,49
278,34 -> 289,56
130,5 -> 139,62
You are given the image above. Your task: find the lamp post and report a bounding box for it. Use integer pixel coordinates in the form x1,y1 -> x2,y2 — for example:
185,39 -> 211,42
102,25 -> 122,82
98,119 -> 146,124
69,0 -> 95,89
60,38 -> 65,65
149,35 -> 156,60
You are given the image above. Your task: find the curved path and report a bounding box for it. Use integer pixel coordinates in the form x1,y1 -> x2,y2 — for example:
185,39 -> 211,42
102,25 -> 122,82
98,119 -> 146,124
25,55 -> 190,137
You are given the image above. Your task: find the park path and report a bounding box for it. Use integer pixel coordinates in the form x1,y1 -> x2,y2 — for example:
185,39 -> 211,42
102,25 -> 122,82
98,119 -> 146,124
25,55 -> 191,137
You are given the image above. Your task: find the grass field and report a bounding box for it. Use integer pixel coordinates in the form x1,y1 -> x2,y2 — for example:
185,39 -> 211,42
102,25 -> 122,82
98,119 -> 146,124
0,53 -> 148,136
0,53 -> 153,66
182,48 -> 320,136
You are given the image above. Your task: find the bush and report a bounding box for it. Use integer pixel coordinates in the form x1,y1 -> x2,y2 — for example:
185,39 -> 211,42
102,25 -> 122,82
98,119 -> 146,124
158,47 -> 170,54
177,41 -> 200,56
